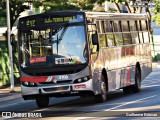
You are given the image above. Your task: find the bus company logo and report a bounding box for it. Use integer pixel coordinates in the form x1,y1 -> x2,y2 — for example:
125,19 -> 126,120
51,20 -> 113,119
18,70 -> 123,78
55,58 -> 74,64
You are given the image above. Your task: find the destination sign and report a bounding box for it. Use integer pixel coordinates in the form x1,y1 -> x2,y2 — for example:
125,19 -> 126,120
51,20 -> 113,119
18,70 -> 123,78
44,16 -> 76,24
22,14 -> 84,28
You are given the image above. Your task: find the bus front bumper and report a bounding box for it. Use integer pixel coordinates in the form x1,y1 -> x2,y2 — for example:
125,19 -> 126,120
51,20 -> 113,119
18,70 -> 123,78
21,79 -> 94,97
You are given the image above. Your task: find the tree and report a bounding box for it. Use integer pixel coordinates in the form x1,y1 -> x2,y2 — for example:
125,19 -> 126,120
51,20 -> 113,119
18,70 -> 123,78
0,0 -> 29,30
152,0 -> 160,25
33,0 -> 78,12
33,0 -> 98,12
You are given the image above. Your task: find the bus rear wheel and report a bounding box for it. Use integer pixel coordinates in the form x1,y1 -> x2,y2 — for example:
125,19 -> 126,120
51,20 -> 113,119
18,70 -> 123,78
123,67 -> 141,94
133,67 -> 141,93
95,75 -> 107,103
36,96 -> 49,108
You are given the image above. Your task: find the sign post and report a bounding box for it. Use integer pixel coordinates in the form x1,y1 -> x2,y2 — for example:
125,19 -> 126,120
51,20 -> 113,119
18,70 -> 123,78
6,0 -> 14,92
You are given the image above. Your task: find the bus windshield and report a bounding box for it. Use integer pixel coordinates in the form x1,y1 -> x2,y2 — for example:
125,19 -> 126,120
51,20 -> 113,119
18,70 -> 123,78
19,24 -> 88,68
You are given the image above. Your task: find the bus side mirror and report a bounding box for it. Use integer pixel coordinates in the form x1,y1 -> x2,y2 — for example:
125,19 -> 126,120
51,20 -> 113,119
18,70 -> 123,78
92,33 -> 98,45
11,34 -> 16,45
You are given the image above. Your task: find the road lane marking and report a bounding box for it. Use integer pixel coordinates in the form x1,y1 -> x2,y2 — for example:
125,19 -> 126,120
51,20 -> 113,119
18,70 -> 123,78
104,95 -> 157,111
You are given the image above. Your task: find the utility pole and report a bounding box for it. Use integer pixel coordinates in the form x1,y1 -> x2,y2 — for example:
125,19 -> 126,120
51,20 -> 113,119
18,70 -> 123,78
6,0 -> 14,92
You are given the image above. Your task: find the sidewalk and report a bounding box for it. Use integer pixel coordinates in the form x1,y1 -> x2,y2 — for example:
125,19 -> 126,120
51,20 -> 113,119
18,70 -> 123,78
0,62 -> 160,104
0,84 -> 22,103
152,61 -> 160,69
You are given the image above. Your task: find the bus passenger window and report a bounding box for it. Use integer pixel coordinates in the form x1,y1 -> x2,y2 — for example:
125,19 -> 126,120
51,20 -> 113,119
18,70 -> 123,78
96,21 -> 101,33
137,20 -> 144,43
113,21 -> 123,46
97,20 -> 105,33
105,21 -> 113,32
130,21 -> 136,31
106,34 -> 115,46
141,20 -> 149,43
143,31 -> 149,43
114,33 -> 123,45
131,32 -> 139,44
121,21 -> 131,45
139,32 -> 143,43
141,20 -> 147,31
98,34 -> 106,47
130,21 -> 139,44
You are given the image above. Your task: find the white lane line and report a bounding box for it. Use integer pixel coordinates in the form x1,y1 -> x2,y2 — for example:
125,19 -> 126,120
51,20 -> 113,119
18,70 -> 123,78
104,95 -> 157,111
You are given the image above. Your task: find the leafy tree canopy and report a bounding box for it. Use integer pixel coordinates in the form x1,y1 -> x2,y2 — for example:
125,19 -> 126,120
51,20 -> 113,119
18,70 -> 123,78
152,0 -> 160,25
0,0 -> 29,29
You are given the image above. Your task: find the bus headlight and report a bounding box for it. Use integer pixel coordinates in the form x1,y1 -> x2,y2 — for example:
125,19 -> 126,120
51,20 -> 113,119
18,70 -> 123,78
24,82 -> 29,86
78,78 -> 82,82
30,82 -> 35,86
74,76 -> 90,83
22,82 -> 37,87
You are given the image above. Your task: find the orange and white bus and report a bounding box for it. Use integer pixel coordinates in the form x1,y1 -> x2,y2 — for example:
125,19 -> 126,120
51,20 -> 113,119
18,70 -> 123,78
18,11 -> 152,108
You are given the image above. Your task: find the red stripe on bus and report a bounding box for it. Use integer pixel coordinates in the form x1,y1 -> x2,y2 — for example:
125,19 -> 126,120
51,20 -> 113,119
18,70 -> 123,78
20,76 -> 48,82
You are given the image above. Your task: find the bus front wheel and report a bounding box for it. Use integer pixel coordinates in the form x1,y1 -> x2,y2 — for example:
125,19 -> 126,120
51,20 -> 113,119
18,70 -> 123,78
95,75 -> 107,103
36,96 -> 49,108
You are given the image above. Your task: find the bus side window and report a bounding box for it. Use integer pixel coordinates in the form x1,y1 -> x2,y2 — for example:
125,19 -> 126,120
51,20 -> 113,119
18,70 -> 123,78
105,21 -> 115,47
97,20 -> 107,48
137,20 -> 144,43
130,20 -> 139,44
121,20 -> 131,45
142,20 -> 149,43
98,34 -> 106,48
113,20 -> 123,46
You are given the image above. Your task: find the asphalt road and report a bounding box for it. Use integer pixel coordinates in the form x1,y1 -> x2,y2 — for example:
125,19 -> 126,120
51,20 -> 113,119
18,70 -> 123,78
0,68 -> 160,120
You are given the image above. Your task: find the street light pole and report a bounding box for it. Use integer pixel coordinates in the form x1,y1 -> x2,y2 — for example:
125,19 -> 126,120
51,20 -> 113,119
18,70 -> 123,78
6,0 -> 14,92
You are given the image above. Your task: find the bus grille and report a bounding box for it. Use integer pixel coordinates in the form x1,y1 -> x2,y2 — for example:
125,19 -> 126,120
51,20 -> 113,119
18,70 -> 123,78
42,86 -> 69,92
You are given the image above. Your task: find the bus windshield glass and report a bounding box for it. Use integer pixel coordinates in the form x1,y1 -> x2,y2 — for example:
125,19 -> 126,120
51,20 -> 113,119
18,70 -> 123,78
19,14 -> 88,69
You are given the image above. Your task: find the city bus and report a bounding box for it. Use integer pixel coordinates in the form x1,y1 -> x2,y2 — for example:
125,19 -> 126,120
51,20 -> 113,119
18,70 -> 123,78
17,11 -> 152,108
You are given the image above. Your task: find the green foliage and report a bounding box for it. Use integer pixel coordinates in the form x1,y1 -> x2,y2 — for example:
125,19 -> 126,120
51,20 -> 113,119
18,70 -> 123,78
107,7 -> 118,12
0,41 -> 20,86
0,0 -> 29,29
34,0 -> 98,12
152,0 -> 160,25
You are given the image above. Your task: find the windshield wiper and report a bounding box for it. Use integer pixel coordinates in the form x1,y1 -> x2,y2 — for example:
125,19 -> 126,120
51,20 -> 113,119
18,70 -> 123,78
57,33 -> 58,54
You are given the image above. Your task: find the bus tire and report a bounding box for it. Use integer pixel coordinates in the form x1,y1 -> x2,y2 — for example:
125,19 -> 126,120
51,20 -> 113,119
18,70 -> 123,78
123,86 -> 132,94
36,96 -> 49,108
133,67 -> 141,93
95,75 -> 107,103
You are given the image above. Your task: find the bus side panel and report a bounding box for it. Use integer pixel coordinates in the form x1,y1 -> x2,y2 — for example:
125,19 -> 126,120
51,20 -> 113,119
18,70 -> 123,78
94,47 -> 118,92
140,44 -> 152,81
130,45 -> 136,85
130,65 -> 136,85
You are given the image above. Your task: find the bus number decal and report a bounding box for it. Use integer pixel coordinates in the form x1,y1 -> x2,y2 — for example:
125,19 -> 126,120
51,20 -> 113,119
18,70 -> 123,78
59,75 -> 68,80
26,20 -> 35,27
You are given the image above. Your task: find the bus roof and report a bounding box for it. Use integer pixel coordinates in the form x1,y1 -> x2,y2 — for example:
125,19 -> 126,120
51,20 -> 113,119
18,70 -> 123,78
85,11 -> 146,16
85,12 -> 147,20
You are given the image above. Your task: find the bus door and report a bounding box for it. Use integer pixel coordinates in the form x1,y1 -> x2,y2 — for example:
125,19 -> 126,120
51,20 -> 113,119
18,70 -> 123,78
87,20 -> 99,65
